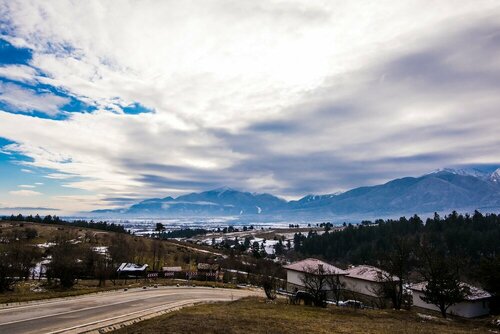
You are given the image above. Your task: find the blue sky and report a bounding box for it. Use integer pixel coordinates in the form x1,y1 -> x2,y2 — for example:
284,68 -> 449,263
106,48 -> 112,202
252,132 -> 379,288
0,1 -> 499,214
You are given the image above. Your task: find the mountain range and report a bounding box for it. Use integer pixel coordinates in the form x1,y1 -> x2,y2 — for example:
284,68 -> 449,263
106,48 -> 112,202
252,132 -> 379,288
91,168 -> 500,219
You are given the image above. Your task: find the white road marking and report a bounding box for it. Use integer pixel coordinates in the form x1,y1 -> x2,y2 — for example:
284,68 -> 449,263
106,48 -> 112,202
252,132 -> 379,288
0,291 -> 186,326
45,297 -> 230,334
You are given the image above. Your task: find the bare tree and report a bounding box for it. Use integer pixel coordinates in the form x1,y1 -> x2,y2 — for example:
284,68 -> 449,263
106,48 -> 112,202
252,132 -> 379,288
261,275 -> 278,300
133,238 -> 148,264
94,252 -> 113,287
0,229 -> 41,291
46,232 -> 86,288
325,273 -> 345,306
151,240 -> 165,271
108,234 -> 134,267
300,264 -> 342,307
377,237 -> 414,309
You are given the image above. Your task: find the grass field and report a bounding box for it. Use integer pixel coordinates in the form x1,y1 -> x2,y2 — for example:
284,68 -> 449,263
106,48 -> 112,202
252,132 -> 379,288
111,297 -> 493,334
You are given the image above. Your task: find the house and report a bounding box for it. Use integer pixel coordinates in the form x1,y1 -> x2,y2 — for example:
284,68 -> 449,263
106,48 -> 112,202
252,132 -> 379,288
340,265 -> 398,298
283,258 -> 348,296
116,263 -> 148,277
411,282 -> 491,318
197,263 -> 220,281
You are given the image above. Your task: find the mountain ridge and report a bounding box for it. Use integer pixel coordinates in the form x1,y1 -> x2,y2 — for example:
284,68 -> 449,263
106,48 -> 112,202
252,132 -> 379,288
90,168 -> 500,218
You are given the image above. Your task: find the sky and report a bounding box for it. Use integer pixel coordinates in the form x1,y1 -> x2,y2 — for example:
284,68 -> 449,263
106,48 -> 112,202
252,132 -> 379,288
0,1 -> 499,214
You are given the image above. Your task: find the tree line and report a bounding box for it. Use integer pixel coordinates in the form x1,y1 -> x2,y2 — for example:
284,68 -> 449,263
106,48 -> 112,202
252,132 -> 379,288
1,214 -> 129,234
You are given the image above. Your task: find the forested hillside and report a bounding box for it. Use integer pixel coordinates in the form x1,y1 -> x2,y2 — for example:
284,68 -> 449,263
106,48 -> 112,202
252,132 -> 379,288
296,211 -> 499,265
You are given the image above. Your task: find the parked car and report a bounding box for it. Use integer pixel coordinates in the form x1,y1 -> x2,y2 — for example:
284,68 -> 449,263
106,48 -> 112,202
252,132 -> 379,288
338,300 -> 363,309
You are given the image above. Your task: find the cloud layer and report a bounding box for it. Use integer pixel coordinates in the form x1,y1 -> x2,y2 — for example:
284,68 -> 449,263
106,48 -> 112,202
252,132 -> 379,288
0,1 -> 499,212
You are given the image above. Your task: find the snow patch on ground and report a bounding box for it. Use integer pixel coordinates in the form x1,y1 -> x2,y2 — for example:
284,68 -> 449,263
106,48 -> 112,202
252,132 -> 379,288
417,313 -> 436,320
92,246 -> 108,254
36,242 -> 56,248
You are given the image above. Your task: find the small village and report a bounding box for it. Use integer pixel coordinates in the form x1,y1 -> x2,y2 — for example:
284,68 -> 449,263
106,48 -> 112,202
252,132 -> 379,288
4,216 -> 497,322
108,256 -> 491,319
1,212 -> 500,333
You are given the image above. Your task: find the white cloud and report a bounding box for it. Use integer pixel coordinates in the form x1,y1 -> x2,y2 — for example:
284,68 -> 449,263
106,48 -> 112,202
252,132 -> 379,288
34,182 -> 44,185
0,82 -> 70,116
3,1 -> 498,127
44,173 -> 76,180
0,1 -> 499,211
9,189 -> 42,196
0,65 -> 38,83
0,110 -> 239,201
19,184 -> 36,188
21,169 -> 34,173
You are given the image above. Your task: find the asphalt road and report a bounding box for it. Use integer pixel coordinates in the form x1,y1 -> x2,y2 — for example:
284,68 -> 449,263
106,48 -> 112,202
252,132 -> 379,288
0,286 -> 260,334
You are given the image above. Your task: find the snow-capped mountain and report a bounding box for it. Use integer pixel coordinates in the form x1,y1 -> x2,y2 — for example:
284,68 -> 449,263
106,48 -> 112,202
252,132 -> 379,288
430,167 -> 500,182
490,168 -> 500,183
288,169 -> 500,215
91,168 -> 500,218
93,187 -> 288,216
430,168 -> 489,179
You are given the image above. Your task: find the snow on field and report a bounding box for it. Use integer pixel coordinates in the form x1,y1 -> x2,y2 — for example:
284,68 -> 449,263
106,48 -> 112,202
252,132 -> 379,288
92,246 -> 108,254
31,256 -> 51,277
36,242 -> 56,248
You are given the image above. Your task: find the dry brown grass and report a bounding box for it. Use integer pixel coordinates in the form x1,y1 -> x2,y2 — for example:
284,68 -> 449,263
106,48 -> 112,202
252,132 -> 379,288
111,297 -> 492,334
1,220 -> 217,266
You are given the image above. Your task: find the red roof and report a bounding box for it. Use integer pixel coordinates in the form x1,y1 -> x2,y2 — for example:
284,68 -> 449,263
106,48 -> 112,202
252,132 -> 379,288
345,265 -> 398,282
411,282 -> 491,301
283,258 -> 348,275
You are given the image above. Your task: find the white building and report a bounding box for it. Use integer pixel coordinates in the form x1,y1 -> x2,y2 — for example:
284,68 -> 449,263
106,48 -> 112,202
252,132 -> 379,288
116,263 -> 149,276
283,258 -> 348,293
340,265 -> 397,298
411,282 -> 491,318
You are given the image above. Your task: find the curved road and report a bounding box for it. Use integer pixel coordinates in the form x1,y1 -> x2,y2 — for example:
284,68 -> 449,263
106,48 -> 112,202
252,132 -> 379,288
0,286 -> 260,334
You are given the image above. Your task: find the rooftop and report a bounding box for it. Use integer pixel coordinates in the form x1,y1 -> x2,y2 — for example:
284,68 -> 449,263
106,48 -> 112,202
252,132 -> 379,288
197,263 -> 220,271
345,265 -> 398,282
162,266 -> 183,272
411,282 -> 491,301
117,263 -> 148,272
283,258 -> 348,275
